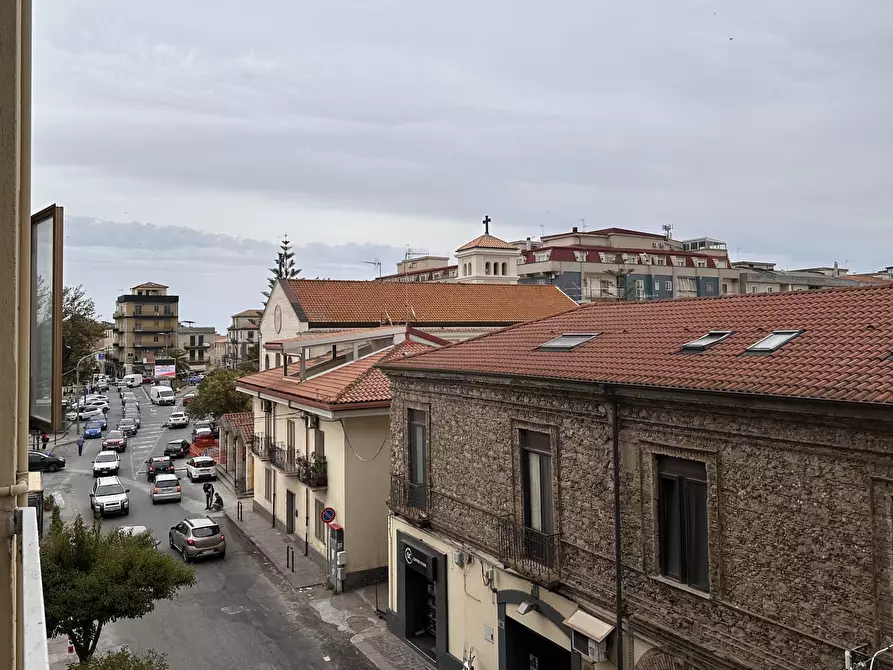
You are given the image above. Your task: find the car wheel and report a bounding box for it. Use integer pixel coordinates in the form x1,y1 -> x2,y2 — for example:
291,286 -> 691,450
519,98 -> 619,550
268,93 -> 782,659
181,547 -> 191,563
168,534 -> 175,549
219,551 -> 225,560
123,508 -> 129,517
151,498 -> 156,505
47,464 -> 58,473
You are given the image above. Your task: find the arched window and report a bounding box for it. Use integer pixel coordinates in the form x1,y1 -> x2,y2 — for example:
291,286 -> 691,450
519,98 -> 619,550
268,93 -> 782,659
264,354 -> 270,370
275,353 -> 281,368
463,263 -> 468,276
501,262 -> 508,275
485,262 -> 491,275
493,262 -> 499,275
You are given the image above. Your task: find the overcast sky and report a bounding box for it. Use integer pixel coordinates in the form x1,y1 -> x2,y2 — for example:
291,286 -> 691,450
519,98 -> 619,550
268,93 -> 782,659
31,1 -> 893,330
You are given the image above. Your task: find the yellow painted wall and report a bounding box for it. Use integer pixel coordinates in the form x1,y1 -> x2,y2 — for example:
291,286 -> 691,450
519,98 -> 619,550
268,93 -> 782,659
308,418 -> 345,557
342,414 -> 390,572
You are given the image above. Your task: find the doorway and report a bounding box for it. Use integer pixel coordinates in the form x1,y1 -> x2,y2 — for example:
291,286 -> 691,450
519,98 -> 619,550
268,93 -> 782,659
504,617 -> 571,670
285,491 -> 295,534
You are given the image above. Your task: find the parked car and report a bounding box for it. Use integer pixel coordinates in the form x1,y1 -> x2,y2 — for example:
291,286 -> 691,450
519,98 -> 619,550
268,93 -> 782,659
28,450 -> 65,473
118,418 -> 138,437
167,412 -> 189,429
117,525 -> 161,549
164,439 -> 190,459
151,474 -> 182,505
192,421 -> 217,438
183,375 -> 202,385
66,406 -> 103,422
101,430 -> 127,453
145,456 -> 175,482
92,451 -> 121,477
168,517 -> 225,562
90,476 -> 130,518
185,456 -> 217,482
84,421 -> 103,439
90,415 -> 108,431
182,392 -> 196,406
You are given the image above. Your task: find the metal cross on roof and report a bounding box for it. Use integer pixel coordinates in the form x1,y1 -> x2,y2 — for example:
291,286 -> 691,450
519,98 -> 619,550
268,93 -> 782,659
483,215 -> 491,234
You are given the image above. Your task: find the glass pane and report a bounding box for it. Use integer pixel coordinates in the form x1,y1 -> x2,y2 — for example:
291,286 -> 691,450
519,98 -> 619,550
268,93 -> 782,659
659,475 -> 681,579
686,480 -> 710,591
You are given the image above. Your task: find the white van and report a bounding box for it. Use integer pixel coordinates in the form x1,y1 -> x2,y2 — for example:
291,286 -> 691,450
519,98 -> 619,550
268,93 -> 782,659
149,386 -> 176,406
122,374 -> 142,388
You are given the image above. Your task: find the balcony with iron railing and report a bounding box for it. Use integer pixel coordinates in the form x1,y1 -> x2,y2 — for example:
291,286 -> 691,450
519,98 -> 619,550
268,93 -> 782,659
250,435 -> 277,461
388,474 -> 561,586
269,445 -> 300,476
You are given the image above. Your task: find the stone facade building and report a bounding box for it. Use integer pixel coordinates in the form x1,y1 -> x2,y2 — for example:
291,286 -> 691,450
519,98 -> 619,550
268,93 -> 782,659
381,284 -> 893,670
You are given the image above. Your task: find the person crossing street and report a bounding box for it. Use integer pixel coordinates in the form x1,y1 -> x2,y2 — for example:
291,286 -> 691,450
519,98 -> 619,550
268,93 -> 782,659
76,435 -> 84,456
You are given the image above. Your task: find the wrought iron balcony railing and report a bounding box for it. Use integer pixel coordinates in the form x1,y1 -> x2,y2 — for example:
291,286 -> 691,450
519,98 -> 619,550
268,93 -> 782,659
250,435 -> 276,461
497,515 -> 561,586
270,445 -> 300,475
388,474 -> 430,525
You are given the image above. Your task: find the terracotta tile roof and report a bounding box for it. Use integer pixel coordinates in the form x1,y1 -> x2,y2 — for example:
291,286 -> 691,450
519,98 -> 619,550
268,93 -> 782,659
281,280 -> 577,326
232,309 -> 263,318
378,264 -> 458,281
238,341 -> 435,409
382,284 -> 893,405
221,412 -> 254,442
456,234 -> 519,251
846,274 -> 891,285
542,228 -> 667,240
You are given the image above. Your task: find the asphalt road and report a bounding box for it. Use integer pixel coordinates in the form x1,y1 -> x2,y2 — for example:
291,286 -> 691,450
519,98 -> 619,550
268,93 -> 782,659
45,386 -> 373,670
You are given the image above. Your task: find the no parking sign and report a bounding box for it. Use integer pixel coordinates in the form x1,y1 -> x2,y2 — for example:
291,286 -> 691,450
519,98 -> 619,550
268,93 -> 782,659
320,507 -> 336,524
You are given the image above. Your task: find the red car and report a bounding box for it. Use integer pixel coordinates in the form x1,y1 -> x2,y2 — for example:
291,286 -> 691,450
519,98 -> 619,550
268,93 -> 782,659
101,430 -> 127,453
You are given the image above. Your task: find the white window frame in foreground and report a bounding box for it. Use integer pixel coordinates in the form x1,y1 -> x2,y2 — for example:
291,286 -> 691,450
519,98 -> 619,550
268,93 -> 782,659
538,333 -> 599,351
746,329 -> 803,353
681,330 -> 734,352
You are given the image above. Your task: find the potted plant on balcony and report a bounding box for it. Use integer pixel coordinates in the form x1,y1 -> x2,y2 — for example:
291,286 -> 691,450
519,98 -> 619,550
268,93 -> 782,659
296,452 -> 327,489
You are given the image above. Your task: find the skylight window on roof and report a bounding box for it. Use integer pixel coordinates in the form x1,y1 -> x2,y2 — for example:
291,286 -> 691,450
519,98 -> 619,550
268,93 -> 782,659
681,331 -> 733,352
746,330 -> 803,353
538,333 -> 599,351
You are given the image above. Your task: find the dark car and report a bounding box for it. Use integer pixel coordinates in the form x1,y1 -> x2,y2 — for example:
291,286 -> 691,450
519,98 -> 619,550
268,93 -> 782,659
118,419 -> 138,437
28,450 -> 66,473
163,439 -> 190,459
145,456 -> 175,482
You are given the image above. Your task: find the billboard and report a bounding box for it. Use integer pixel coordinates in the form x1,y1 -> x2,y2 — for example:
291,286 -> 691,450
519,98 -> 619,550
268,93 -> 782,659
155,364 -> 176,378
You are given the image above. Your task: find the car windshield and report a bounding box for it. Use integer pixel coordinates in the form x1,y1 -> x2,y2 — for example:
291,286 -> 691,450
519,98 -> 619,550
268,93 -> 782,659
86,422 -> 101,429
95,484 -> 124,497
151,458 -> 170,465
156,476 -> 178,485
171,414 -> 185,419
167,441 -> 183,447
120,420 -> 134,425
96,453 -> 117,462
192,525 -> 219,538
195,459 -> 216,467
107,431 -> 123,439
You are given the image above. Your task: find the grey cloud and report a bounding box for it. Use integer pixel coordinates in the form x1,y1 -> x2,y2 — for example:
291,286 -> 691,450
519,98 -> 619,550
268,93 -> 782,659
62,217 -> 408,330
33,0 -> 893,273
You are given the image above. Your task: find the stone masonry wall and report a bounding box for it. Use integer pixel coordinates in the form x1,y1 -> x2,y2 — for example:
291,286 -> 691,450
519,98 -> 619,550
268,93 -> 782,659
386,371 -> 893,670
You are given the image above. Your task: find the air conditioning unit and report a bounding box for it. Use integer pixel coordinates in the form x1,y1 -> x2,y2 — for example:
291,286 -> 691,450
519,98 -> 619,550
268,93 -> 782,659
261,399 -> 273,413
572,630 -> 607,663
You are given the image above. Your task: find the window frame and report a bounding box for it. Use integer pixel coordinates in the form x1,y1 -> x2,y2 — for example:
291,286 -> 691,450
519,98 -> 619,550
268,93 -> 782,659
264,467 -> 273,502
657,456 -> 709,592
314,498 -> 325,542
519,429 -> 554,536
745,329 -> 803,353
681,330 -> 734,353
537,333 -> 599,351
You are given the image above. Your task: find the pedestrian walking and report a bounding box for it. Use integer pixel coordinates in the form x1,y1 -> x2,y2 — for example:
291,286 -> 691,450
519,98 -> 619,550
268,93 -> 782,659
76,436 -> 85,456
202,482 -> 215,510
41,432 -> 49,449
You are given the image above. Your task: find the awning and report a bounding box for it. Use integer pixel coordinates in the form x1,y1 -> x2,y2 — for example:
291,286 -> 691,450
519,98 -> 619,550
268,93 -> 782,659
562,608 -> 614,643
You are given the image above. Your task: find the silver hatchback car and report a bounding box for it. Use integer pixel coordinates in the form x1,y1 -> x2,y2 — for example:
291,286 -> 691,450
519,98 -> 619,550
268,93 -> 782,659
150,474 -> 181,505
168,517 -> 226,562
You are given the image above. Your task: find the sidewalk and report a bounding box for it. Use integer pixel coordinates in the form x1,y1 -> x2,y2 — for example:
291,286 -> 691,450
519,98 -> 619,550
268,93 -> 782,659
218,478 -> 432,670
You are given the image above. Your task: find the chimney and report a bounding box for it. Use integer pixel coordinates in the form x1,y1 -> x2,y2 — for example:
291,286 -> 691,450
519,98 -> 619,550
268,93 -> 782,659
526,237 -> 532,251
833,261 -> 839,277
572,226 -> 578,233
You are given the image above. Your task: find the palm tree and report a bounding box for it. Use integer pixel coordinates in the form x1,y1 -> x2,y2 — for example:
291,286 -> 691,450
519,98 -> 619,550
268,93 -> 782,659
160,348 -> 191,377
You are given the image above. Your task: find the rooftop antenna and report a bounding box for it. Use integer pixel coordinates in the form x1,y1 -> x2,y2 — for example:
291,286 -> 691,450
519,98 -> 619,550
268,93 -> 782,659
402,246 -> 428,324
364,259 -> 382,278
579,217 -> 586,232
540,224 -> 545,238
662,223 -> 673,240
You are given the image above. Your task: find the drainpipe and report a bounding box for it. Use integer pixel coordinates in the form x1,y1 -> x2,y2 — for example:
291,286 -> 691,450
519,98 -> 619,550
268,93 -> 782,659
304,417 -> 309,557
608,390 -> 624,670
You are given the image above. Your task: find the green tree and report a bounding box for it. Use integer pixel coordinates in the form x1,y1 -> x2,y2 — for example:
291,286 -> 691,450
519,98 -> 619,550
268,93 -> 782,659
185,368 -> 251,421
42,510 -> 195,662
238,342 -> 260,374
68,649 -> 169,670
262,234 -> 301,306
63,285 -> 108,384
159,348 -> 191,376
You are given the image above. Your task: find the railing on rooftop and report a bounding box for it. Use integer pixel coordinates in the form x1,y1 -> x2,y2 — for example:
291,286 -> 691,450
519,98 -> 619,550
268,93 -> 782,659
17,506 -> 49,669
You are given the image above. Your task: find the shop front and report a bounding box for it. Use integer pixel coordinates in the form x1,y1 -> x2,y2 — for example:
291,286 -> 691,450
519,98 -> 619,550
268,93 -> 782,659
393,531 -> 448,664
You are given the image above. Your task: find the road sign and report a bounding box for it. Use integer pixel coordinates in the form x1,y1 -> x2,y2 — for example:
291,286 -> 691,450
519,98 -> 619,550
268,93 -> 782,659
320,507 -> 336,524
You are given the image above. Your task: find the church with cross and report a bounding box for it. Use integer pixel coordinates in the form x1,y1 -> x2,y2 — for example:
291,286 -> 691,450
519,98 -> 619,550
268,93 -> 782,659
379,216 -> 522,285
